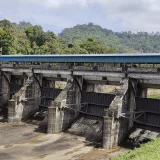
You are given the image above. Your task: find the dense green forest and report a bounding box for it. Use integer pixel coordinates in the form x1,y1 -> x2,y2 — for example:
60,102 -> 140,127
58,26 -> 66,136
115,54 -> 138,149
59,23 -> 160,53
1,20 -> 160,55
0,20 -> 116,55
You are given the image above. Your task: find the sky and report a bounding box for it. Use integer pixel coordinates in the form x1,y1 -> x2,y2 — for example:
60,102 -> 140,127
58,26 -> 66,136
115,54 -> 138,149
0,0 -> 160,34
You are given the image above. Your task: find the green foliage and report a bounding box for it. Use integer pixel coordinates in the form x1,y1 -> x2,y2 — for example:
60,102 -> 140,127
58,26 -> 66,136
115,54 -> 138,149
0,20 -> 118,55
110,138 -> 160,160
2,20 -> 160,54
59,23 -> 160,53
0,28 -> 14,55
12,21 -> 32,30
80,38 -> 116,54
25,25 -> 47,47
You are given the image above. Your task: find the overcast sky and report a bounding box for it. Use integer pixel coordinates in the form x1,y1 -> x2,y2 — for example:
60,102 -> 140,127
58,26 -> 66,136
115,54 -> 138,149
1,0 -> 160,34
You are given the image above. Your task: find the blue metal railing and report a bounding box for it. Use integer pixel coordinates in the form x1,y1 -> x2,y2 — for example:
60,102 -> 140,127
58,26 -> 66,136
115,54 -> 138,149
0,53 -> 160,63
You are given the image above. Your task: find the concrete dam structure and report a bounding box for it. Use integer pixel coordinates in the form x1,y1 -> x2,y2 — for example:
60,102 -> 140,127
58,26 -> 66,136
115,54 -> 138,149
0,54 -> 160,149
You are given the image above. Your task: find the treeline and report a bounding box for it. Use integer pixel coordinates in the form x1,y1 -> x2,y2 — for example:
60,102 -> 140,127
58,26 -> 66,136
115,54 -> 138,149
1,20 -> 160,55
0,20 -> 116,55
59,23 -> 160,53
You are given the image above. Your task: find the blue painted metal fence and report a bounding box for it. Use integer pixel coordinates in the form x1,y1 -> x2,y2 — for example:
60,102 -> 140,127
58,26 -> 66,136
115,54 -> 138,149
1,53 -> 160,63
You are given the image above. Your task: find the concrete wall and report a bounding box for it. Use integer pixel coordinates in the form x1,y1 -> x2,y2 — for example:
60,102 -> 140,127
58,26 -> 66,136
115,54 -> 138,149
47,75 -> 82,134
0,72 -> 10,107
8,74 -> 41,123
103,78 -> 137,149
47,77 -> 72,133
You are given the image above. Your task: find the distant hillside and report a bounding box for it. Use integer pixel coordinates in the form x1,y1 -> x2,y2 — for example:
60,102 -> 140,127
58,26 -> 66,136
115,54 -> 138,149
1,20 -> 160,55
0,20 -> 115,55
59,23 -> 160,53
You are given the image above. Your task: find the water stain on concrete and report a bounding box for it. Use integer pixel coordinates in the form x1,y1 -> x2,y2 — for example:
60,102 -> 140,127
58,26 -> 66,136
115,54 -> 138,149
0,123 -> 127,160
33,136 -> 78,153
77,147 -> 121,160
0,153 -> 16,160
4,144 -> 13,149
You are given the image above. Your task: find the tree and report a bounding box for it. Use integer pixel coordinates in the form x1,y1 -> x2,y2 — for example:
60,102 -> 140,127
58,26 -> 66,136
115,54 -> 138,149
0,28 -> 14,55
25,25 -> 46,47
12,21 -> 32,30
80,38 -> 116,54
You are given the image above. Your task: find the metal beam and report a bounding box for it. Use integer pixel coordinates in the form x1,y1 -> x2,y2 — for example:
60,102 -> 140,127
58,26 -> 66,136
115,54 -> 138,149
1,53 -> 160,63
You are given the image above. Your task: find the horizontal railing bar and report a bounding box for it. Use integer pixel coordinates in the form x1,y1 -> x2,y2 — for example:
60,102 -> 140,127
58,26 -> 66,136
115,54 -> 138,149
1,54 -> 160,63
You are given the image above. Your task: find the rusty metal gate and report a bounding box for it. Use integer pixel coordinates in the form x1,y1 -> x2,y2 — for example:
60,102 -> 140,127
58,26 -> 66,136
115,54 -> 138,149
68,92 -> 115,143
10,76 -> 24,98
136,97 -> 160,129
40,87 -> 62,109
81,92 -> 115,117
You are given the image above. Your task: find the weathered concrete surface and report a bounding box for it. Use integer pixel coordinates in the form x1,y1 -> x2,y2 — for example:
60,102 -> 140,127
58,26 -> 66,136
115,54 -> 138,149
0,123 -> 129,160
47,76 -> 74,134
0,71 -> 10,107
8,75 -> 41,123
78,147 -> 129,160
0,123 -> 93,160
103,78 -> 137,149
3,65 -> 160,88
68,117 -> 103,143
47,75 -> 82,134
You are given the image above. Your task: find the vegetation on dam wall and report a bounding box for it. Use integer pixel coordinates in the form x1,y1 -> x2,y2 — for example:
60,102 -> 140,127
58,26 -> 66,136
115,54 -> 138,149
111,138 -> 160,160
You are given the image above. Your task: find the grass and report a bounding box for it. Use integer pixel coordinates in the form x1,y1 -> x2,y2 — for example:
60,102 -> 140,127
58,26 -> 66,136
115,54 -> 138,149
110,138 -> 160,160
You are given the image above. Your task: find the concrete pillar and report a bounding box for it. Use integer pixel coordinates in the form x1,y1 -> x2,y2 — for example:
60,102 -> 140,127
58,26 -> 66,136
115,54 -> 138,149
65,76 -> 82,127
7,74 -> 41,123
103,116 -> 113,149
47,100 -> 68,134
127,79 -> 137,130
47,75 -> 82,134
8,98 -> 26,123
66,85 -> 76,106
47,106 -> 61,133
8,99 -> 16,123
67,76 -> 82,109
102,78 -> 137,149
47,76 -> 73,134
75,76 -> 82,108
103,116 -> 120,149
47,107 -> 55,134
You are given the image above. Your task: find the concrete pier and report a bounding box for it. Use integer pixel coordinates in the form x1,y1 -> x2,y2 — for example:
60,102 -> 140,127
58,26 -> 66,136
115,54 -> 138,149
102,78 -> 137,149
7,74 -> 41,123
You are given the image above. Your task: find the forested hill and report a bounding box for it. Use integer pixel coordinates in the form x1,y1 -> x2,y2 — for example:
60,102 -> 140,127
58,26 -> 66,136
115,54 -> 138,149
59,23 -> 160,53
1,20 -> 160,55
0,20 -> 116,55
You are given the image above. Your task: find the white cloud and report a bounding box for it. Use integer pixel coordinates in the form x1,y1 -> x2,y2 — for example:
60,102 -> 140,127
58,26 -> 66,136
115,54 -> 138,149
1,0 -> 160,32
93,0 -> 160,32
45,0 -> 88,9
